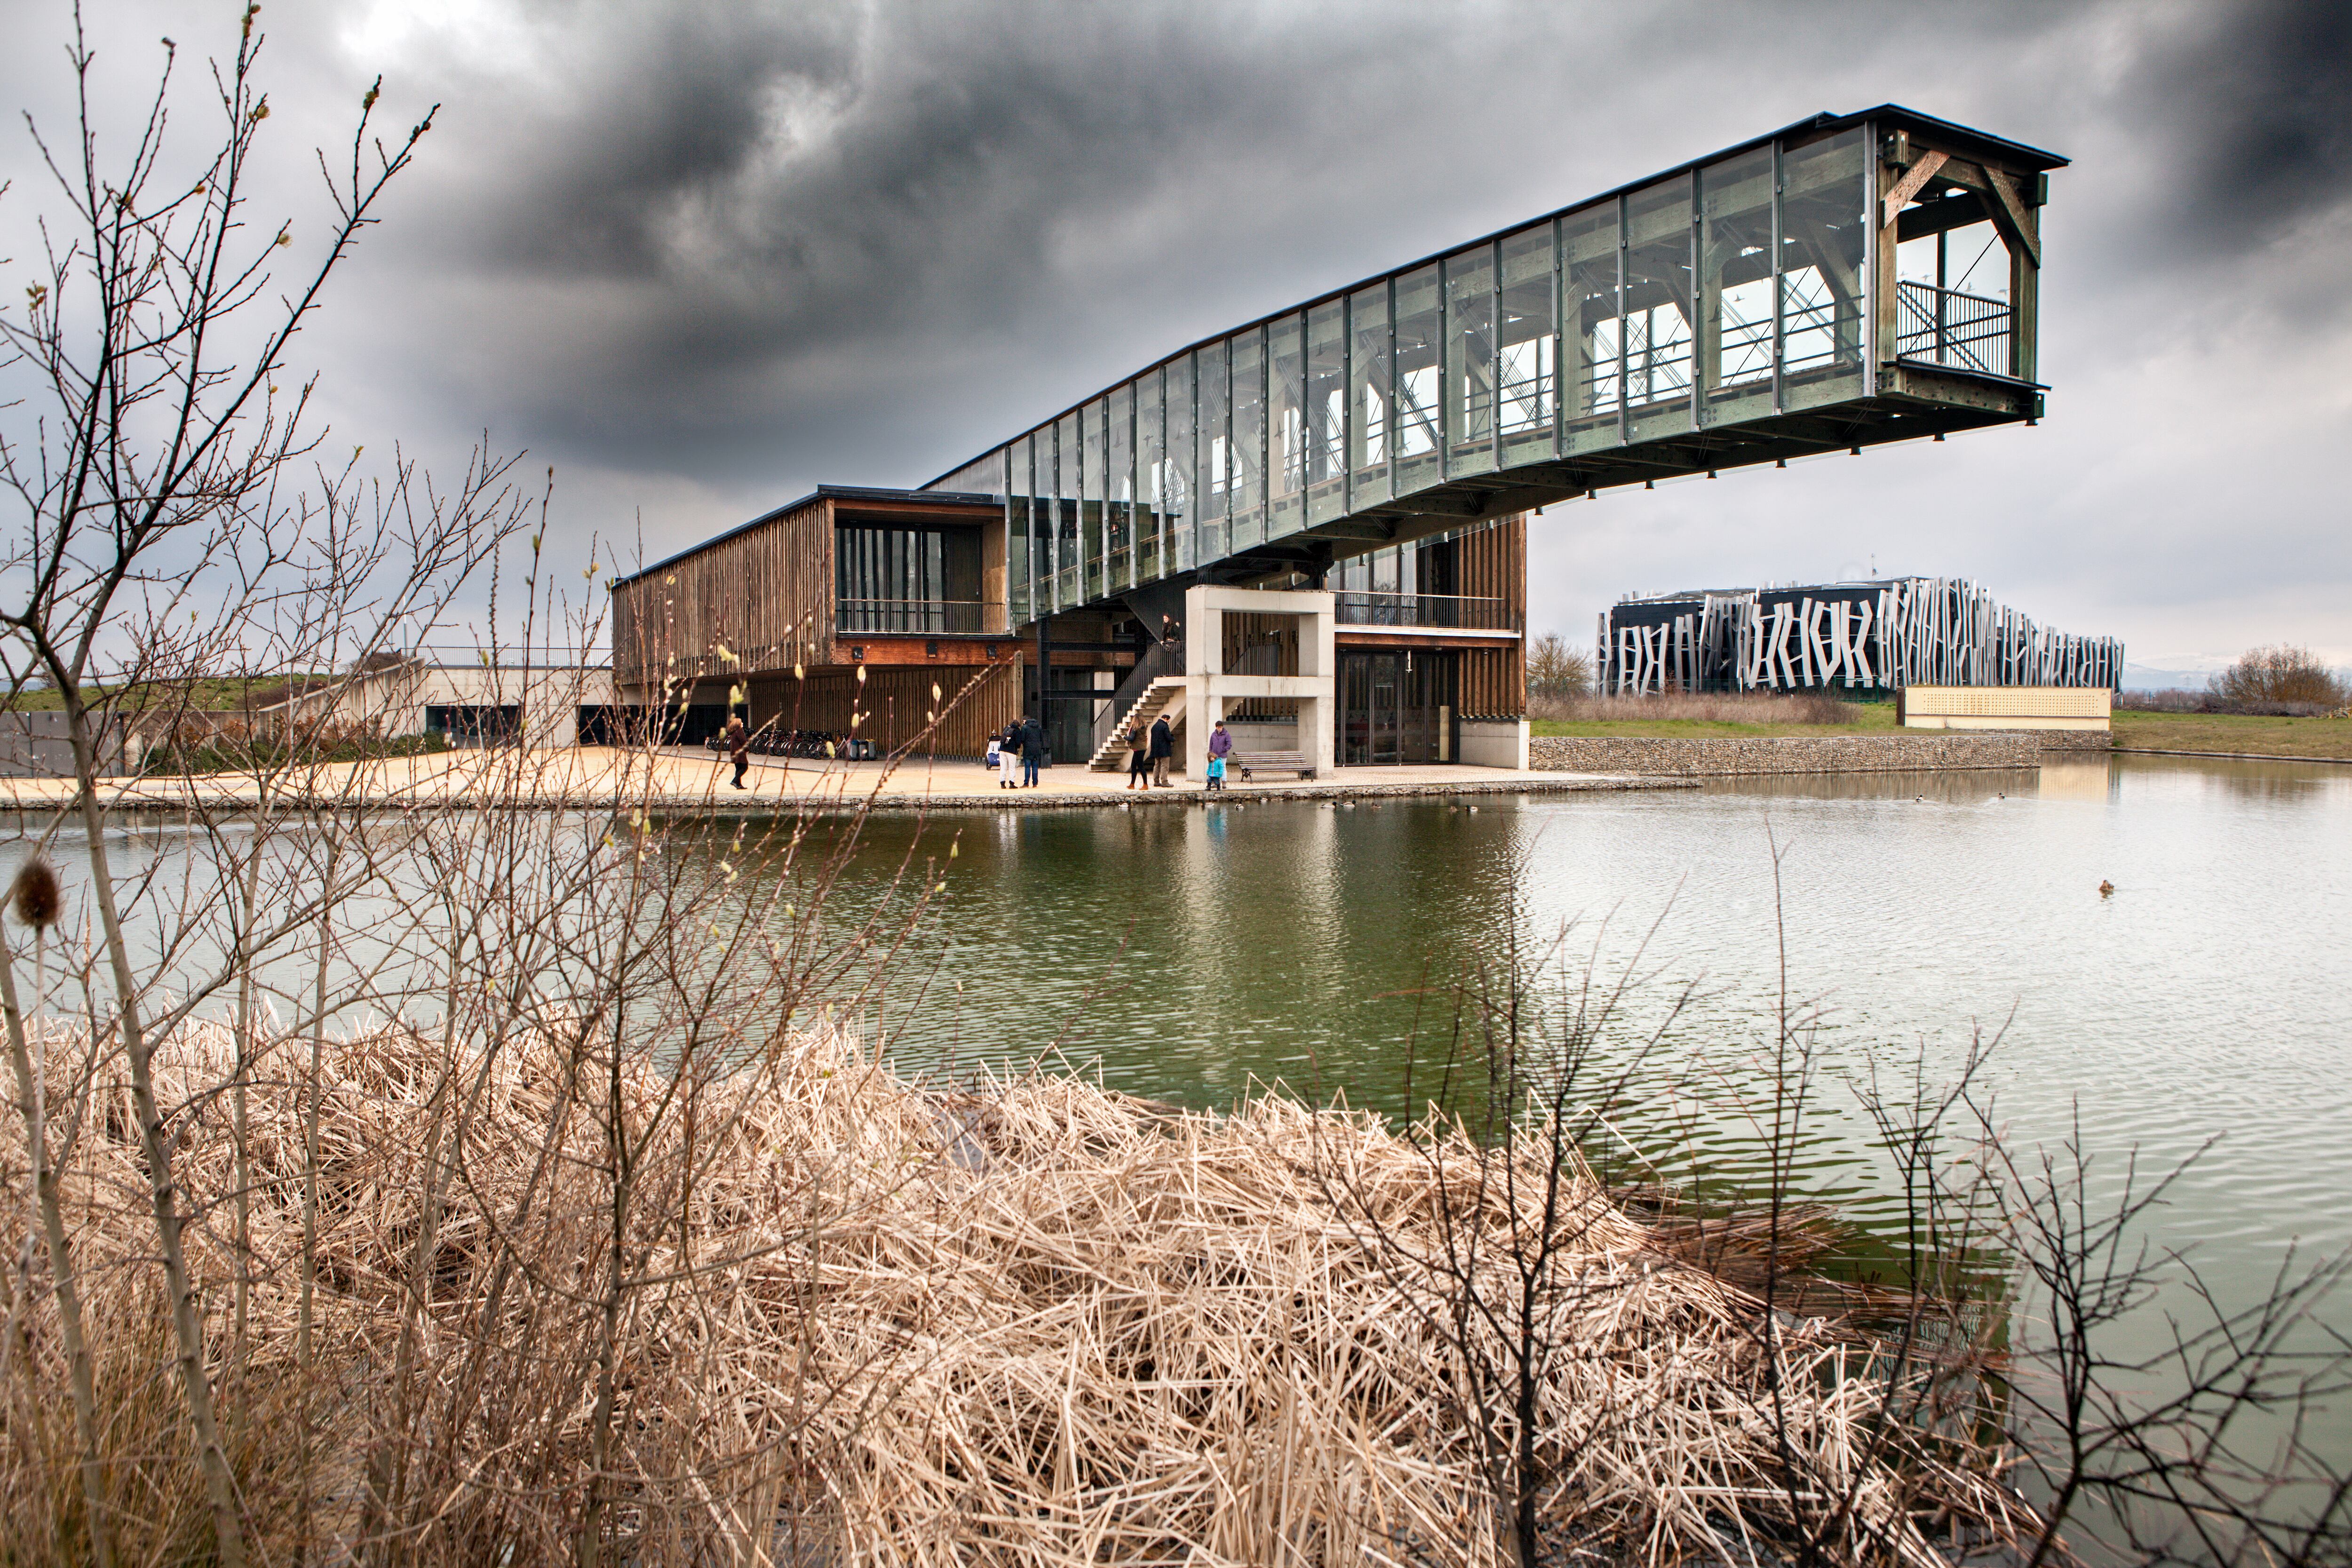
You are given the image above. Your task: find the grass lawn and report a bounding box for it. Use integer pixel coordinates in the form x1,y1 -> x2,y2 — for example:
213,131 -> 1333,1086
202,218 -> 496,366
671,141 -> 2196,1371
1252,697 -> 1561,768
2,676 -> 303,712
2111,710 -> 2352,760
1531,703 -> 1900,739
1533,704 -> 2352,761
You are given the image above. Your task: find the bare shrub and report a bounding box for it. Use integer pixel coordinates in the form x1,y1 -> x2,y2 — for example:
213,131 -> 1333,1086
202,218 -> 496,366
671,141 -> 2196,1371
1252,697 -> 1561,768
2117,686 -> 2342,718
1530,690 -> 1858,725
1526,633 -> 1593,700
2210,645 -> 2350,708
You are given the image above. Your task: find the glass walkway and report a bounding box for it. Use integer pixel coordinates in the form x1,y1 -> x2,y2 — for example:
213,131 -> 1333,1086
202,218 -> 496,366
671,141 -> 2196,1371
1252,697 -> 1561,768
921,104 -> 2065,630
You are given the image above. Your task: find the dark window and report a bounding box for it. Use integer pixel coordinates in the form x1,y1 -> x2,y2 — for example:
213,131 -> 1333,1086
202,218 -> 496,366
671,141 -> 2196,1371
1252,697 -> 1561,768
835,523 -> 983,632
425,704 -> 521,746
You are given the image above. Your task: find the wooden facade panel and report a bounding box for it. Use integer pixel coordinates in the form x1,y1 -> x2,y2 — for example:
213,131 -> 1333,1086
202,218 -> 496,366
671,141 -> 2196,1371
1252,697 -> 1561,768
1460,647 -> 1524,718
748,659 -> 1020,759
612,498 -> 833,690
1458,514 -> 1525,717
1457,513 -> 1526,621
611,495 -> 1009,694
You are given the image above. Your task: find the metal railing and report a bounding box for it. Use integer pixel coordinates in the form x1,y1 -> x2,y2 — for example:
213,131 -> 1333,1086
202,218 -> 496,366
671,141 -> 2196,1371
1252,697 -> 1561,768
1090,638 -> 1184,756
834,598 -> 986,634
1334,591 -> 1518,632
1896,281 -> 2012,376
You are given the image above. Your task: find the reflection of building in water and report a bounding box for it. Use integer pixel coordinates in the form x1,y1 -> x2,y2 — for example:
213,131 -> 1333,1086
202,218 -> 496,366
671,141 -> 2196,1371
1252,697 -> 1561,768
610,107 -> 2065,771
1601,578 -> 2121,697
2035,761 -> 2114,802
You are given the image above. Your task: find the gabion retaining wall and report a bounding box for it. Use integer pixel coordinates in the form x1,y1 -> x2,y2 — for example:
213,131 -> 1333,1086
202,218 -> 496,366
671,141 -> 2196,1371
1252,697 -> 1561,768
1529,730 -> 2107,777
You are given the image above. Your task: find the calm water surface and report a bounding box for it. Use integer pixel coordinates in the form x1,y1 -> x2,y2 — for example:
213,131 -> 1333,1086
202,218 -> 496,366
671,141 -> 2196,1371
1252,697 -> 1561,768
857,755 -> 2350,1296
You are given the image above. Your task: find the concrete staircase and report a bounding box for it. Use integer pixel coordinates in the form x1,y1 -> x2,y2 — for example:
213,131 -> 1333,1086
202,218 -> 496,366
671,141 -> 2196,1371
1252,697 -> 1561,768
1087,679 -> 1186,771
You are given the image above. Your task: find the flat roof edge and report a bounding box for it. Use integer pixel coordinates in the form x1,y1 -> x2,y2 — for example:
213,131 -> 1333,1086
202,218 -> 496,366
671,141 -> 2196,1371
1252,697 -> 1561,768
612,484 -> 999,588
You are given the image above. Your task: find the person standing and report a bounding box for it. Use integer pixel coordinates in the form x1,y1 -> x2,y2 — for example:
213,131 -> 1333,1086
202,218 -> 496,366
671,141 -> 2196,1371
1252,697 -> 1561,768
1019,713 -> 1042,787
993,719 -> 1019,789
1207,717 -> 1233,786
724,713 -> 750,790
1149,712 -> 1174,788
1125,723 -> 1152,790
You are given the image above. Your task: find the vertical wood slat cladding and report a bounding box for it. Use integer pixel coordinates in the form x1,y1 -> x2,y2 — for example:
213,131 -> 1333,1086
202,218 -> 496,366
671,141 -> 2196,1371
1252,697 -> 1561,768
1456,514 -> 1526,621
1459,514 -> 1525,717
612,498 -> 834,688
749,660 -> 1020,758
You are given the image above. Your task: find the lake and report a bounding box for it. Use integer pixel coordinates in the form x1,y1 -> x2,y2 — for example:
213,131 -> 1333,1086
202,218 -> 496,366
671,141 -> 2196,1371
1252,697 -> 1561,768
845,755 -> 2351,1311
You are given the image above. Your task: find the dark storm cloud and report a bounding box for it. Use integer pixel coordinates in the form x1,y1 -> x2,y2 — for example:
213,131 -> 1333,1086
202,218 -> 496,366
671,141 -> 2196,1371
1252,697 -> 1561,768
2122,0 -> 2352,254
382,0 -> 1481,454
5,0 -> 2345,662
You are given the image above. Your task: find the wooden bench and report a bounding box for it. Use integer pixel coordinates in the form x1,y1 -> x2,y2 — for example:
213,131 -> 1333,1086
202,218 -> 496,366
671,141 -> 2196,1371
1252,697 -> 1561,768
1235,749 -> 1316,781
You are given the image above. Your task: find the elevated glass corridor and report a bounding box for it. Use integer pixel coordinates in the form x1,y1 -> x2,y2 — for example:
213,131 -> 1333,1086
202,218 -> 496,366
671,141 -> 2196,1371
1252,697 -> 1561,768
923,106 -> 2065,630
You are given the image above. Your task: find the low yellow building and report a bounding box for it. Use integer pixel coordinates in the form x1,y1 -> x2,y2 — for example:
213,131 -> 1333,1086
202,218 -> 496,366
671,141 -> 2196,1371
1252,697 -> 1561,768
1898,685 -> 2110,732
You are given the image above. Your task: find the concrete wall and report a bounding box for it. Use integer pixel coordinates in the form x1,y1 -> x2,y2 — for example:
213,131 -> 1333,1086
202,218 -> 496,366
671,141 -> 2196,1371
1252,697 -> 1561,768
1458,717 -> 1529,770
1529,732 -> 2067,776
278,663 -> 615,748
1184,585 -> 1335,779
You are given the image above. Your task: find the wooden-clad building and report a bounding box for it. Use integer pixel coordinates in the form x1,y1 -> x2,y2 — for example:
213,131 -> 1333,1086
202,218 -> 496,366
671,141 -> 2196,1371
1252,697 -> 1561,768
609,484 -> 1528,768
611,486 -> 1026,758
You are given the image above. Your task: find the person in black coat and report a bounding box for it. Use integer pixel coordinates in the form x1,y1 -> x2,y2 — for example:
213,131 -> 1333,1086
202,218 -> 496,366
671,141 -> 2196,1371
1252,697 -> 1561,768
1018,716 -> 1042,787
1148,713 -> 1174,788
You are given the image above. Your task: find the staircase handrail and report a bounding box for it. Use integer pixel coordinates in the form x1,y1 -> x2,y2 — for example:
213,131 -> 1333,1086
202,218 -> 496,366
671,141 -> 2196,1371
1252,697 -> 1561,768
1090,638 -> 1186,754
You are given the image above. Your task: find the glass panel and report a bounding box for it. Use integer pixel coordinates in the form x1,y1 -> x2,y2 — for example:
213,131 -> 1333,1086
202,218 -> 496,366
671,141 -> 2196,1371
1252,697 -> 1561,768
1168,354 -> 1196,572
1498,223 -> 1557,467
1700,146 -> 1776,428
1196,343 -> 1230,566
1623,172 -> 1693,443
1054,411 -> 1080,609
1444,244 -> 1496,478
1267,312 -> 1307,539
1229,326 -> 1265,552
1107,382 -> 1134,592
933,454 -> 1000,495
1008,435 -> 1031,626
1563,201 -> 1621,456
1136,370 -> 1165,584
1392,263 -> 1442,496
1082,397 -> 1107,602
1348,283 -> 1392,509
1778,127 -> 1867,412
1306,298 -> 1347,526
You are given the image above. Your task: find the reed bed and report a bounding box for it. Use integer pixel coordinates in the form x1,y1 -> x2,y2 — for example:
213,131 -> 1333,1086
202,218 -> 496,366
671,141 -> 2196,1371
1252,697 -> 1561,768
0,1019 -> 2029,1565
1529,691 -> 1860,726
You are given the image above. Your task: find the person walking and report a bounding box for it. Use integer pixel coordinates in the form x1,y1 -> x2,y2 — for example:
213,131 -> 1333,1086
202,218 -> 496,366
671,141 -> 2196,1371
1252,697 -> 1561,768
1125,722 -> 1152,790
724,712 -> 750,790
1019,713 -> 1043,787
1149,712 -> 1174,788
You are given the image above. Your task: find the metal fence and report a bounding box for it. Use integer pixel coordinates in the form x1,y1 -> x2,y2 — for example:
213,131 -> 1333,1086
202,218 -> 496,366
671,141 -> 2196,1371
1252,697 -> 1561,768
835,598 -> 987,634
1333,591 -> 1517,631
1896,281 -> 2011,376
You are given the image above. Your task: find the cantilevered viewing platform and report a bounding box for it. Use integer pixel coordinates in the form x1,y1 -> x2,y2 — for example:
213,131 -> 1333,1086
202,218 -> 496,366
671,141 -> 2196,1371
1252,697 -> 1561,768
922,105 -> 2065,626
609,104 -> 2065,776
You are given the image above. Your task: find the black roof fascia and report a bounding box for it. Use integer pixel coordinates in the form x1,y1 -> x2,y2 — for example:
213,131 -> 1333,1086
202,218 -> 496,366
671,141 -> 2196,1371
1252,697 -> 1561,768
612,484 -> 998,589
916,103 -> 2069,490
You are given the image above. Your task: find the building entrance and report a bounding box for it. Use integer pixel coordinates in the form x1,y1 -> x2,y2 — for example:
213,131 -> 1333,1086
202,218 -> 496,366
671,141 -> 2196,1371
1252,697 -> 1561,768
1339,651 -> 1456,766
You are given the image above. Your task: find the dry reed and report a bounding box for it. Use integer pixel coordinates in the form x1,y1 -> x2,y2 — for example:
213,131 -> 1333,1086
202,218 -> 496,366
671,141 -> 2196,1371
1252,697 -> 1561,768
0,1019 -> 2031,1565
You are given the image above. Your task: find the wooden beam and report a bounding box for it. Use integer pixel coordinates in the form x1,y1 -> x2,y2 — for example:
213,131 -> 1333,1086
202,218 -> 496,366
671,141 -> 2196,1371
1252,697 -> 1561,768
1894,191 -> 1989,244
1980,167 -> 2041,268
1879,149 -> 1949,230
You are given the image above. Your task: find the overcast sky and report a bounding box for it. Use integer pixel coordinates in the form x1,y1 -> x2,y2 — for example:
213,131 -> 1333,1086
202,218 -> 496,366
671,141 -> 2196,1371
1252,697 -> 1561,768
4,0 -> 2347,676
